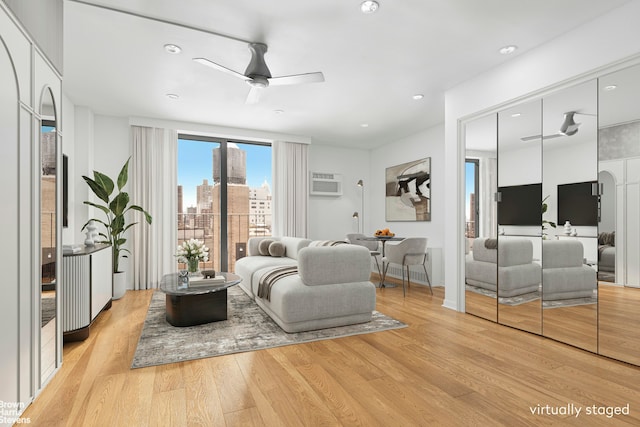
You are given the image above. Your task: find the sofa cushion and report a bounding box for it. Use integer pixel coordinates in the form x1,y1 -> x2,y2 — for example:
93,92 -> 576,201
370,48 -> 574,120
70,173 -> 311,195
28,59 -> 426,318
499,239 -> 534,267
298,245 -> 370,286
472,238 -> 497,263
279,237 -> 312,260
235,255 -> 297,297
542,240 -> 584,268
268,241 -> 286,257
258,239 -> 274,256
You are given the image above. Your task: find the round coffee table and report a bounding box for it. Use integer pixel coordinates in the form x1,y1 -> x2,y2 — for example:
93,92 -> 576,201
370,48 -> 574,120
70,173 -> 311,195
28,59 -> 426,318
160,272 -> 242,327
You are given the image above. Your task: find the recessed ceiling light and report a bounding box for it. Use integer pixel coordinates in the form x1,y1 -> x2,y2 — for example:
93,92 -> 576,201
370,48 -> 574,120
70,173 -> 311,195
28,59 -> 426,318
412,94 -> 424,100
360,1 -> 379,14
164,44 -> 182,54
166,93 -> 179,99
360,123 -> 369,128
499,45 -> 518,55
603,85 -> 618,91
511,113 -> 522,118
274,109 -> 284,114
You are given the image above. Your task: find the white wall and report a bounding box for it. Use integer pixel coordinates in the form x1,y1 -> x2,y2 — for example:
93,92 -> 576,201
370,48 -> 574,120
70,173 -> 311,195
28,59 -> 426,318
444,1 -> 640,311
61,93 -> 75,244
370,124 -> 445,249
499,144 -> 541,186
308,144 -> 370,240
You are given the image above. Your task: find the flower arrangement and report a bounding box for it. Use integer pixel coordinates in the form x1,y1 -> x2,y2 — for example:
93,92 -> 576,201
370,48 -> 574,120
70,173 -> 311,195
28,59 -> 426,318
176,239 -> 209,273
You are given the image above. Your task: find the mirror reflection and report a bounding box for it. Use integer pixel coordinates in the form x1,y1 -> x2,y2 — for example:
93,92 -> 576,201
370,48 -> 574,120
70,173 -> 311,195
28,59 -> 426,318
598,63 -> 640,365
541,80 -> 598,352
496,100 -> 542,334
464,114 -> 498,322
40,87 -> 57,384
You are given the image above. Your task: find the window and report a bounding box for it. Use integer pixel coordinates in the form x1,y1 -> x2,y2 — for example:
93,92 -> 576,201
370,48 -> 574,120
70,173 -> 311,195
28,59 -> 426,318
465,159 -> 479,239
177,136 -> 272,272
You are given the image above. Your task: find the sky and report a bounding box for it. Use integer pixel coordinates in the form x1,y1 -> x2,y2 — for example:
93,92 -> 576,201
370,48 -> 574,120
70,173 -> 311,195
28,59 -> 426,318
465,161 -> 475,221
178,138 -> 272,208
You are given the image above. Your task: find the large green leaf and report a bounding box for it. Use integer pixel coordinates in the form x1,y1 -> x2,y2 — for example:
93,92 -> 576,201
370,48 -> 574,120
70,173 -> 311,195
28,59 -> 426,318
81,218 -> 108,231
110,192 -> 130,216
93,171 -> 114,196
82,176 -> 109,204
122,222 -> 139,234
83,201 -> 110,216
117,157 -> 130,190
128,205 -> 153,224
111,214 -> 125,236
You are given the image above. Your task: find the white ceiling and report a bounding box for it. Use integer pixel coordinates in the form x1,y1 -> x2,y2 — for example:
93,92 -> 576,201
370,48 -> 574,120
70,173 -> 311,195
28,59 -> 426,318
63,0 -> 632,149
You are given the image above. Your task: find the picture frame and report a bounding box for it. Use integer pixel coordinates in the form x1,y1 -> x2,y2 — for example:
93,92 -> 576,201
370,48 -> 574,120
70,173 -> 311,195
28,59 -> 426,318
385,157 -> 431,221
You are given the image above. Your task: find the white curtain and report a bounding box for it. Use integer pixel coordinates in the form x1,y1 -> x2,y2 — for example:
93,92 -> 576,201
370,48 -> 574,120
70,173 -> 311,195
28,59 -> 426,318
480,157 -> 498,237
131,126 -> 178,289
272,141 -> 309,237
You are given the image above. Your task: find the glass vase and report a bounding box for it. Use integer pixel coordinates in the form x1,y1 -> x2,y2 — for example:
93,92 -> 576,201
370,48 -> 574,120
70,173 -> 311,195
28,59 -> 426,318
187,258 -> 200,276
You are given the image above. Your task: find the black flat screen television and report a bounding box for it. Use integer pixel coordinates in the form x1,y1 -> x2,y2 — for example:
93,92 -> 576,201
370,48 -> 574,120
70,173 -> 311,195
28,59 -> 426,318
497,183 -> 542,226
557,181 -> 598,226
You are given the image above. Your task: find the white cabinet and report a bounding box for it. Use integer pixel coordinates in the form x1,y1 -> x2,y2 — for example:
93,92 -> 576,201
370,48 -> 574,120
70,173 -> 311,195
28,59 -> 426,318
62,244 -> 112,341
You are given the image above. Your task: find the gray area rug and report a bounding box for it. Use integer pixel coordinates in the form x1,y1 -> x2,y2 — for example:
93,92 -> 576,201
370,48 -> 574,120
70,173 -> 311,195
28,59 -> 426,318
543,295 -> 598,308
466,284 -> 598,308
41,297 -> 56,327
132,286 -> 407,369
466,285 -> 540,306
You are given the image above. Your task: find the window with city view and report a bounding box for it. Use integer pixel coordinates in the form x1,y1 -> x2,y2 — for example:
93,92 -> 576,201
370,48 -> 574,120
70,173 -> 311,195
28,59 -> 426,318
466,159 -> 479,240
177,136 -> 272,273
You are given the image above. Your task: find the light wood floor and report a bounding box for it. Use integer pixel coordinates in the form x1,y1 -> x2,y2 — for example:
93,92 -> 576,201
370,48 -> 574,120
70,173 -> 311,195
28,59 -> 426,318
23,279 -> 640,426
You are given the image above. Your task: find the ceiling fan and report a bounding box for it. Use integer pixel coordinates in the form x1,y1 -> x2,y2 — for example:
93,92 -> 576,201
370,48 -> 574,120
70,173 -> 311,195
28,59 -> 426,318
520,111 -> 583,141
194,43 -> 325,104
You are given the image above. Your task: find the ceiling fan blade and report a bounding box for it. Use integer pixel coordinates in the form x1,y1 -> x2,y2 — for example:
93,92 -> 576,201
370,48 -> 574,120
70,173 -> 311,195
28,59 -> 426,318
520,133 -> 564,142
193,57 -> 249,81
245,86 -> 262,104
268,72 -> 325,86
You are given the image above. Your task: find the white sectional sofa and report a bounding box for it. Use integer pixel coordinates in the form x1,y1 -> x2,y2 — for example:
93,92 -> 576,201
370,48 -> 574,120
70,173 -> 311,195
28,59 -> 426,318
465,237 -> 541,297
542,240 -> 597,301
234,236 -> 377,332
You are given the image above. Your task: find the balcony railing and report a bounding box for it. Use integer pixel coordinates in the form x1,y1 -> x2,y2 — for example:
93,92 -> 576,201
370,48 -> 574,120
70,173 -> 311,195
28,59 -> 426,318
177,212 -> 272,273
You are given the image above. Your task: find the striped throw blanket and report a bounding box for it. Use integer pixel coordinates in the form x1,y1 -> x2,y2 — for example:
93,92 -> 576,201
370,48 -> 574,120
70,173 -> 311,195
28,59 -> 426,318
308,240 -> 348,247
257,266 -> 299,301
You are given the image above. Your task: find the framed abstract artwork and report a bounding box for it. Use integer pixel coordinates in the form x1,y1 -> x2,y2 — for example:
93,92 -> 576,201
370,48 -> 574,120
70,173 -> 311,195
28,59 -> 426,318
385,158 -> 431,221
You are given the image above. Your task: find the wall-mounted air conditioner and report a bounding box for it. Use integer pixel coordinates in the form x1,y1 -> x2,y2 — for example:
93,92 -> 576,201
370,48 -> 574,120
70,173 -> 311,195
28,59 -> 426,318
310,172 -> 343,196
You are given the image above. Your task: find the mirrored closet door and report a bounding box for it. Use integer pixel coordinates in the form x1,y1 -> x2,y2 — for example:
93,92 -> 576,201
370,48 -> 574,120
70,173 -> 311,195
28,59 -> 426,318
598,63 -> 640,365
464,114 -> 498,322
40,87 -> 58,384
497,100 -> 542,334
541,80 -> 598,353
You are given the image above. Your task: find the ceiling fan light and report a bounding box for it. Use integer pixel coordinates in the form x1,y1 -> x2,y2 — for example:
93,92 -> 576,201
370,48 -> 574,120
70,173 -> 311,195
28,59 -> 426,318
248,76 -> 269,88
499,45 -> 517,55
559,111 -> 580,136
360,1 -> 379,14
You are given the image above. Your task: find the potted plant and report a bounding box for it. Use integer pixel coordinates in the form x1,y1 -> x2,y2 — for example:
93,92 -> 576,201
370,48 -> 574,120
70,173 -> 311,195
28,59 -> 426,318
542,195 -> 556,239
82,157 -> 152,299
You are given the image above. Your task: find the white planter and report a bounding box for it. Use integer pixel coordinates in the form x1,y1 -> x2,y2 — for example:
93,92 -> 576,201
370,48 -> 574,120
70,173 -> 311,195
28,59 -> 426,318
112,271 -> 127,300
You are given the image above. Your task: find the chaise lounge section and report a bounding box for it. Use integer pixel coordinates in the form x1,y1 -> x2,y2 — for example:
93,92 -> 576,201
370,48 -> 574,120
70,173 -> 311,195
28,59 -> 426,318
465,237 -> 541,298
235,237 -> 377,332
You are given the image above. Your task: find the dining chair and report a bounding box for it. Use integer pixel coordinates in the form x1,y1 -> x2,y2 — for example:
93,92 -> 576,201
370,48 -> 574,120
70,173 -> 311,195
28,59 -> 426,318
381,237 -> 433,296
346,233 -> 383,282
